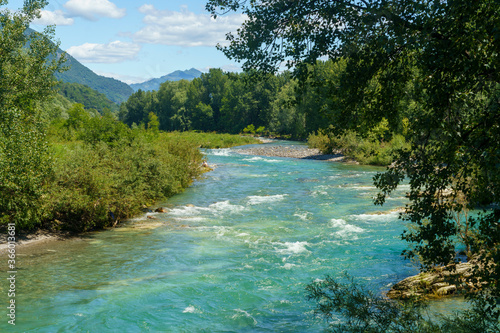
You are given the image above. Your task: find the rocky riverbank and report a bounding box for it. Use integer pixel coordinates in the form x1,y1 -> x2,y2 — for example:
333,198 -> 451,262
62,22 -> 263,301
387,262 -> 475,299
0,230 -> 79,254
236,144 -> 346,161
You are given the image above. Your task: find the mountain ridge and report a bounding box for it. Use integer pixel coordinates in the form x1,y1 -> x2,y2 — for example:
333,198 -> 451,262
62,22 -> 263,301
54,51 -> 134,104
130,68 -> 203,92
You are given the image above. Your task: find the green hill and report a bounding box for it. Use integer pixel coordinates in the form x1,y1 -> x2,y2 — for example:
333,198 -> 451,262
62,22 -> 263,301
56,82 -> 119,113
55,51 -> 133,104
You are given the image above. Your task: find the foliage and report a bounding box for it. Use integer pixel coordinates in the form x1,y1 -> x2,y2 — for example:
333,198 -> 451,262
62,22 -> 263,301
37,104 -> 260,232
207,0 -> 500,301
120,65 -> 349,140
0,0 -> 65,230
42,132 -> 203,232
308,126 -> 409,166
39,91 -> 73,122
306,275 -> 499,333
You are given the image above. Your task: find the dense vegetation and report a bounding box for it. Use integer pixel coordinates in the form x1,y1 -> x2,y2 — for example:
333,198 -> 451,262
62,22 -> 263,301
0,1 -> 259,233
207,0 -> 499,331
120,63 -> 410,166
43,104 -> 205,232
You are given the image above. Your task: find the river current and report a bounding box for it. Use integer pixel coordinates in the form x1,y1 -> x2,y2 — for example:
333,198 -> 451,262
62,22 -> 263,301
4,141 -> 421,332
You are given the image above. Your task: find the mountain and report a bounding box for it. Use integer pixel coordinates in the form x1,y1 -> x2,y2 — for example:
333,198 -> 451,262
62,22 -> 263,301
55,51 -> 134,104
130,68 -> 203,92
56,81 -> 119,113
22,27 -> 133,104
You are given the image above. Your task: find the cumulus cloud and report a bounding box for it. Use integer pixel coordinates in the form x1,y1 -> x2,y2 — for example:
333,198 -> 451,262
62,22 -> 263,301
33,10 -> 74,26
133,5 -> 246,47
67,41 -> 141,63
64,0 -> 126,21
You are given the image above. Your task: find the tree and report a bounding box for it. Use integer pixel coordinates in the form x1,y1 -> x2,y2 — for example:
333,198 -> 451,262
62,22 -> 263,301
0,1 -> 65,229
207,0 -> 500,319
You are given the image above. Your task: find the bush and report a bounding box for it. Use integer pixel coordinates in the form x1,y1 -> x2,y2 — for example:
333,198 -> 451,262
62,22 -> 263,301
308,129 -> 410,166
41,132 -> 204,232
307,130 -> 334,154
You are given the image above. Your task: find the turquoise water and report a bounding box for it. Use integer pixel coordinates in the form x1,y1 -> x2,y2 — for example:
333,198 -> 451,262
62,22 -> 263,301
2,141 -> 419,332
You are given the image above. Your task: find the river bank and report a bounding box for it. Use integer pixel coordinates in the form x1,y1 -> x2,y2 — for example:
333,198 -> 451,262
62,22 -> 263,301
0,142 -> 349,254
0,230 -> 80,254
1,140 -> 434,332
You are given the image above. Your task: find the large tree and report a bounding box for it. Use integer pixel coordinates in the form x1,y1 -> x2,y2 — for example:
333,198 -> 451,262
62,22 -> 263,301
0,0 -> 65,229
207,0 -> 500,304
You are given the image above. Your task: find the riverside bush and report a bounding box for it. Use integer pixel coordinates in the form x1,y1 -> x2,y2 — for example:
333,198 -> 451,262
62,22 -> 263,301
36,109 -> 258,232
42,135 -> 203,232
308,130 -> 409,166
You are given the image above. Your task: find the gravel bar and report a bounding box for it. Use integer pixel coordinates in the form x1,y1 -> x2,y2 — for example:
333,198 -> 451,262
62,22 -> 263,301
236,145 -> 345,161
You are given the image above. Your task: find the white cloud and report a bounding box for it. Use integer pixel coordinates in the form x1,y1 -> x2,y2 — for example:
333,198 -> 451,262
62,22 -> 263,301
33,10 -> 74,26
64,0 -> 126,21
133,5 -> 246,47
67,41 -> 141,63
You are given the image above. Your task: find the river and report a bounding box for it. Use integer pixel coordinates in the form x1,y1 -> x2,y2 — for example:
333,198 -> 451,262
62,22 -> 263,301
3,141 -> 421,332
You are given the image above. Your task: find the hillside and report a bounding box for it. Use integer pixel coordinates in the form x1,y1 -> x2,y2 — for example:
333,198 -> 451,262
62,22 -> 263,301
55,51 -> 133,104
130,68 -> 202,92
56,82 -> 119,113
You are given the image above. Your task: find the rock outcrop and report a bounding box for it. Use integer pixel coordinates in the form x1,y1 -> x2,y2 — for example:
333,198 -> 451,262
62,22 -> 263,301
387,262 -> 475,299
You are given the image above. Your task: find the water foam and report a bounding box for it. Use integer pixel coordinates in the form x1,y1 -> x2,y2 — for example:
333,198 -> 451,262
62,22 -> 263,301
275,241 -> 310,254
208,201 -> 246,215
243,156 -> 283,163
293,211 -> 311,221
208,148 -> 232,156
243,156 -> 264,162
247,194 -> 288,205
168,201 -> 246,220
328,218 -> 364,238
183,305 -> 202,314
349,210 -> 400,222
232,309 -> 258,325
282,263 -> 298,270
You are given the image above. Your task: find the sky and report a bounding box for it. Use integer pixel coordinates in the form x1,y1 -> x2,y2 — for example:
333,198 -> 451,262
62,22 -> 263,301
7,0 -> 246,84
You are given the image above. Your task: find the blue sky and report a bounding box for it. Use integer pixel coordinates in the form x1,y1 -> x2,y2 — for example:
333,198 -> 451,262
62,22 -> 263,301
7,0 -> 245,84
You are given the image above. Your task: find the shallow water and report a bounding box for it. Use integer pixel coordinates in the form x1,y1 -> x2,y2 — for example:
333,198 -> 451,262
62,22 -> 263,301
2,141 -> 425,331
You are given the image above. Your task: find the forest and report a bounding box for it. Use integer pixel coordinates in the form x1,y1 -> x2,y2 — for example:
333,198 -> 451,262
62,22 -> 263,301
119,61 -> 410,166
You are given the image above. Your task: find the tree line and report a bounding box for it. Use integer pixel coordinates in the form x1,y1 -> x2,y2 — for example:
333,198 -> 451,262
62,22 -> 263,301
118,64 -> 353,139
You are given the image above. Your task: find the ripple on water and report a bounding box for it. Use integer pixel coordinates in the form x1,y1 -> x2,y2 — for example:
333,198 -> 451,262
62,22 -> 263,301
11,142 -> 423,333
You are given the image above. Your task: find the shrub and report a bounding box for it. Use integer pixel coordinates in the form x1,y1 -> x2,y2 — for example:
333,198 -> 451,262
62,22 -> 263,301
42,134 -> 204,232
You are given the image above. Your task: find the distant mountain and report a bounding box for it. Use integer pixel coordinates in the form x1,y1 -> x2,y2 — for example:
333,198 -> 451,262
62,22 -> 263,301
130,68 -> 203,92
55,51 -> 134,104
24,27 -> 133,104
